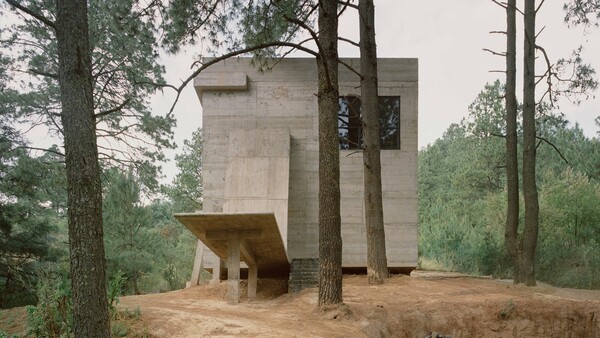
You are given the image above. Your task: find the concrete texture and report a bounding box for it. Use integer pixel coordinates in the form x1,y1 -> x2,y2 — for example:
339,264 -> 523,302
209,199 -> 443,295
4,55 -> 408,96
223,129 -> 290,246
182,57 -> 418,291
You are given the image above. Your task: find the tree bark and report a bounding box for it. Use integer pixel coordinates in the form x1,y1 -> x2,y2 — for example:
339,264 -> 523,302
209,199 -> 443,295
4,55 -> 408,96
521,0 -> 539,287
359,0 -> 388,285
504,0 -> 522,284
317,0 -> 343,306
56,0 -> 111,335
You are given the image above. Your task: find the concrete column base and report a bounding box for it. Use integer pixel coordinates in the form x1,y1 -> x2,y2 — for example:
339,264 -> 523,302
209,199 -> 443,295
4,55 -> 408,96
227,231 -> 240,305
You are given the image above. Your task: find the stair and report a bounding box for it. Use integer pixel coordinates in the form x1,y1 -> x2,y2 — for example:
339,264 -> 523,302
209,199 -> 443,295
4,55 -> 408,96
288,258 -> 319,293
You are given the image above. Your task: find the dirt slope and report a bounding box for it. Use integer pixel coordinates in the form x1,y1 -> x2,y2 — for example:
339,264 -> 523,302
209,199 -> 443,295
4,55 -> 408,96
2,271 -> 600,337
118,271 -> 600,337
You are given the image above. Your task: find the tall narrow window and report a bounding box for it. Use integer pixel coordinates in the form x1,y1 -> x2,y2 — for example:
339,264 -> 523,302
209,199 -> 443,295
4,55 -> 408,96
338,96 -> 400,150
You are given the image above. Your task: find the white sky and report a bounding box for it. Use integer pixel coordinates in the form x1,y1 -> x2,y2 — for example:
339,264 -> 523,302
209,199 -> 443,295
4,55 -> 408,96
156,1 -> 600,180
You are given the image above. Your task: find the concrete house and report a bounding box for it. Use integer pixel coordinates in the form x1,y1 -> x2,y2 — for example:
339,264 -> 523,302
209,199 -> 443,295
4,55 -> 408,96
176,57 -> 418,304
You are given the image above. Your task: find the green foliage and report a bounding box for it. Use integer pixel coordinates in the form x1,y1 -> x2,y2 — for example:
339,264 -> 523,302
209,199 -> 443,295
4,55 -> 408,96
26,275 -> 72,338
537,169 -> 600,288
25,268 -> 142,336
419,81 -> 600,288
103,168 -> 196,295
111,321 -> 129,337
108,270 -> 127,317
103,169 -> 155,295
163,0 -> 318,72
166,128 -> 203,213
0,0 -> 176,190
0,137 -> 64,308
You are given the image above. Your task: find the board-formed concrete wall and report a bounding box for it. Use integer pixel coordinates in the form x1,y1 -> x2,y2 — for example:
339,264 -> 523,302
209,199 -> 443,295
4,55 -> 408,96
195,57 -> 418,269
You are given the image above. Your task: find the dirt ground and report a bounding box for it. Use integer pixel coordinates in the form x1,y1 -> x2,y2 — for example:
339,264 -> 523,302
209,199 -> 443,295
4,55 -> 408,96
2,271 -> 600,337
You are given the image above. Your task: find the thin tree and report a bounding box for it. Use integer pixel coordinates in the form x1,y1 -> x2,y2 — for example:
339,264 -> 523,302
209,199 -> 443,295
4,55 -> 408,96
520,0 -> 539,286
503,0 -> 523,283
317,0 -> 343,305
358,0 -> 388,285
56,0 -> 111,334
490,0 -> 596,285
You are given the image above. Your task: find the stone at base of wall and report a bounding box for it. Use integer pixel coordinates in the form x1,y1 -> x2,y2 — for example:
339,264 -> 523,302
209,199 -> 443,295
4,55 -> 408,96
288,258 -> 319,293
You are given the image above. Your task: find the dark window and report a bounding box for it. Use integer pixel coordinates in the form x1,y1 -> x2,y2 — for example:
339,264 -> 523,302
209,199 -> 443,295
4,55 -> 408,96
338,96 -> 400,150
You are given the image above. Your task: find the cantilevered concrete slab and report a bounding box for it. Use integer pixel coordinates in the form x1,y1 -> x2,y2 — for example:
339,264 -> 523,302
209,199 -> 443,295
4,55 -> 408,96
175,212 -> 289,275
175,212 -> 289,304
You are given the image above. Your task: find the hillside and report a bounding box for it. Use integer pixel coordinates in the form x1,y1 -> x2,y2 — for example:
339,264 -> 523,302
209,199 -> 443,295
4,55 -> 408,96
2,271 -> 599,337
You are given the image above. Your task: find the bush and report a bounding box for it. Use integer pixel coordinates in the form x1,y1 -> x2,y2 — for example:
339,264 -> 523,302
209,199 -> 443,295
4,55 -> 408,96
26,275 -> 72,338
26,270 -> 134,336
420,168 -> 600,288
108,270 -> 127,318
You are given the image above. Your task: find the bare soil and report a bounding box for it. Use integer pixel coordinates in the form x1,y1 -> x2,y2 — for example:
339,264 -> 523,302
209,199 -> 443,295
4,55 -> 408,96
2,271 -> 600,337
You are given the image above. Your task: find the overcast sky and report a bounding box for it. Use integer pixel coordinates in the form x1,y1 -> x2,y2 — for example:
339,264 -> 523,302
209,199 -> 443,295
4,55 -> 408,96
136,1 -> 600,180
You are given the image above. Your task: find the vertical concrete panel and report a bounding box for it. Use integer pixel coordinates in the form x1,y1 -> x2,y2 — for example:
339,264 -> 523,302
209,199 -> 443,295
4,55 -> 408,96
221,129 -> 290,250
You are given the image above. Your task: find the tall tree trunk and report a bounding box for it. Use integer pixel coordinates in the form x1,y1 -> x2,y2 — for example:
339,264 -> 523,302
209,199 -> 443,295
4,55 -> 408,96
56,0 -> 111,335
504,0 -> 522,284
359,0 -> 388,285
522,0 -> 539,287
317,0 -> 343,306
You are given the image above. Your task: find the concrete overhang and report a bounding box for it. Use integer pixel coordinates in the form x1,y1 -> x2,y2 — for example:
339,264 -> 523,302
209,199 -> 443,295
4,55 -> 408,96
175,212 -> 289,277
193,72 -> 248,103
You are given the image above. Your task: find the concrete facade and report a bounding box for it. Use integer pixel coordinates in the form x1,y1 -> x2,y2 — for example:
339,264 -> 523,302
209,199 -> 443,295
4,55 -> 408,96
194,57 -> 418,272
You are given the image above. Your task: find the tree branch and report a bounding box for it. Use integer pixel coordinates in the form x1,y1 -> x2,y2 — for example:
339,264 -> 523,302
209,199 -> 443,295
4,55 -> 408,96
337,0 -> 358,10
28,68 -> 58,79
95,98 -> 131,118
535,25 -> 546,39
133,79 -> 178,91
536,135 -> 570,165
338,36 -> 359,47
338,59 -> 362,79
492,0 -> 524,15
535,0 -> 546,13
270,37 -> 313,69
491,0 -> 507,9
535,44 -> 555,104
483,48 -> 507,57
16,146 -> 65,157
168,41 -> 319,115
283,14 -> 324,57
5,0 -> 56,30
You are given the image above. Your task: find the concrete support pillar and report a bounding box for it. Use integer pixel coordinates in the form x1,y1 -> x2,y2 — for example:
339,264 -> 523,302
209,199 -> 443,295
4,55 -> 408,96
211,255 -> 221,284
227,230 -> 240,305
188,240 -> 204,287
219,259 -> 227,280
248,264 -> 257,299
